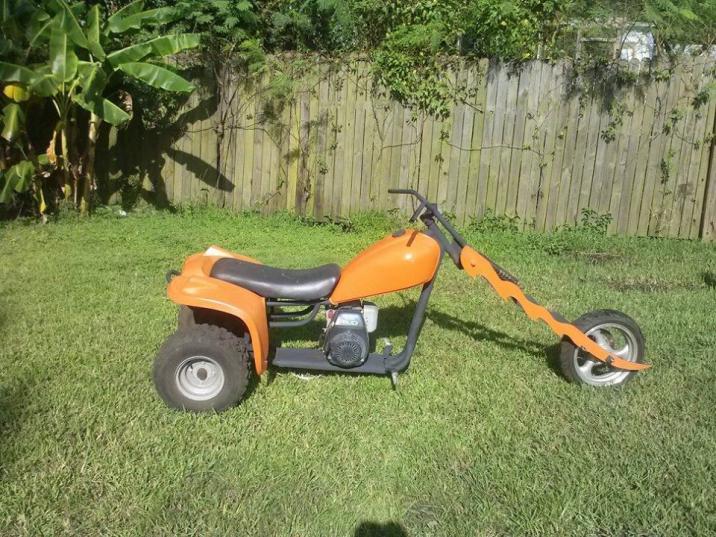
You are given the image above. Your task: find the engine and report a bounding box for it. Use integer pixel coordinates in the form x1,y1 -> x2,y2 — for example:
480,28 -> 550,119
324,303 -> 378,368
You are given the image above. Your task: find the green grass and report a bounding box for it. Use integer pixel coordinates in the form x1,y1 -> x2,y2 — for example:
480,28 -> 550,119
1,207 -> 715,536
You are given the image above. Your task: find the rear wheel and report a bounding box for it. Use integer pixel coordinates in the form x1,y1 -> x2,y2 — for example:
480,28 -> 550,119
558,309 -> 644,387
153,324 -> 250,412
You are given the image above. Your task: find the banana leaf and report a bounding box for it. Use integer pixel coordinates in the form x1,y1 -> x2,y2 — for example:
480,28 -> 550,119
0,160 -> 35,203
1,102 -> 24,142
0,61 -> 40,84
106,7 -> 177,34
50,14 -> 78,82
73,93 -> 130,126
56,0 -> 88,48
117,62 -> 194,92
107,33 -> 200,66
86,4 -> 105,60
105,0 -> 144,33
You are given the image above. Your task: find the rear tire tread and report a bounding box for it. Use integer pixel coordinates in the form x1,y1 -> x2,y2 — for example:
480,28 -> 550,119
153,324 -> 250,412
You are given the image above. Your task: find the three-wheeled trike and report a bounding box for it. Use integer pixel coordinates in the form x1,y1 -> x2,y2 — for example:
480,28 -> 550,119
154,189 -> 649,412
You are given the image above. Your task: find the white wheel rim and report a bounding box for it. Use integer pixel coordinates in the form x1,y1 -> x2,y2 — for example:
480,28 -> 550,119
175,356 -> 225,401
572,322 -> 638,386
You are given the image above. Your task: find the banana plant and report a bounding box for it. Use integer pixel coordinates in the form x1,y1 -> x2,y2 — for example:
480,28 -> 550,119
0,0 -> 200,215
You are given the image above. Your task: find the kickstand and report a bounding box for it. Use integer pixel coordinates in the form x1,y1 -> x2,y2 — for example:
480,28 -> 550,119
390,371 -> 399,390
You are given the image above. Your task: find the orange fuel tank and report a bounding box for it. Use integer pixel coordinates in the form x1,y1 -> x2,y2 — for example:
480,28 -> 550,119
329,229 -> 441,304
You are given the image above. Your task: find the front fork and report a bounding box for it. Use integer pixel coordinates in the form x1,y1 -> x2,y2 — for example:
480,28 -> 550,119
459,246 -> 650,372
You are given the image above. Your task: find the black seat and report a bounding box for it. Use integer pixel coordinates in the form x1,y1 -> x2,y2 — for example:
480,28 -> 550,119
210,258 -> 340,301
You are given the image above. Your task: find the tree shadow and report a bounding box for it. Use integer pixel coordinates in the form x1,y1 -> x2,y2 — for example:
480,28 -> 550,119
0,376 -> 28,473
95,67 -> 235,210
426,308 -> 546,356
354,521 -> 408,537
702,271 -> 716,289
428,308 -> 565,378
166,148 -> 234,192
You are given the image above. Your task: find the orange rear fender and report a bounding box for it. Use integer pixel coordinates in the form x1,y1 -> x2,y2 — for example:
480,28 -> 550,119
168,249 -> 270,375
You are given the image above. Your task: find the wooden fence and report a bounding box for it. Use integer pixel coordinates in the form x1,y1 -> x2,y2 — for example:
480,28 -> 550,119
100,56 -> 716,240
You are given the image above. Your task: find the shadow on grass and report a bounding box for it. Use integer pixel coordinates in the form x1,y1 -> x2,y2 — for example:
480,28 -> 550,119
426,309 -> 546,357
354,521 -> 408,537
0,378 -> 27,470
270,304 -> 564,378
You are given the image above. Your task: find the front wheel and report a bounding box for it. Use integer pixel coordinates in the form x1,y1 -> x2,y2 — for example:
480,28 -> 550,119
558,309 -> 645,387
153,324 -> 251,412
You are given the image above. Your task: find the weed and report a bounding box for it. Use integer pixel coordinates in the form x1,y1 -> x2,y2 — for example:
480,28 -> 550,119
468,210 -> 521,233
542,209 -> 613,256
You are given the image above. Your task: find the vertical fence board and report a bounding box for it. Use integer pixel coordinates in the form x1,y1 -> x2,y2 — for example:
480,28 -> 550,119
524,62 -> 547,229
340,65 -> 357,217
496,67 -> 519,217
701,148 -> 716,241
554,67 -> 581,229
323,66 -> 338,217
506,65 -> 530,219
416,114 -> 434,209
566,87 -> 593,225
351,92 -> 367,214
476,63 -> 498,217
455,68 -> 477,224
578,93 -> 604,220
313,64 -> 329,218
446,66 -> 466,214
398,108 -> 416,213
654,61 -> 689,236
673,59 -> 706,237
536,63 -> 564,230
486,63 -> 508,213
692,65 -> 716,239
251,80 -> 265,210
545,63 -> 571,231
465,59 -> 489,222
331,66 -> 348,216
229,88 -> 243,211
613,69 -> 642,234
644,69 -> 679,234
360,75 -> 377,211
516,62 -> 541,227
626,73 -> 658,235
241,89 -> 255,210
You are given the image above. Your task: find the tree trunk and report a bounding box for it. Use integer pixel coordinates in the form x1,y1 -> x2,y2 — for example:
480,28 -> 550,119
60,120 -> 72,201
24,134 -> 47,222
70,109 -> 79,207
80,112 -> 102,215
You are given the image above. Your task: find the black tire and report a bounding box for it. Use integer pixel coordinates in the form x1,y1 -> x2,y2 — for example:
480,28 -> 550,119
153,324 -> 251,412
558,309 -> 645,387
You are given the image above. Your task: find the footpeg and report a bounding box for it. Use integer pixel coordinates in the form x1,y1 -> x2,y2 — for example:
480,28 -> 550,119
383,338 -> 393,356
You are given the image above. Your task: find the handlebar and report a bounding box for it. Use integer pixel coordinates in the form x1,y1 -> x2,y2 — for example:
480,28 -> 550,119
388,188 -> 467,247
388,188 -> 427,203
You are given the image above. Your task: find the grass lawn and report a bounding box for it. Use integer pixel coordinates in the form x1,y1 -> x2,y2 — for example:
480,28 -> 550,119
1,207 -> 714,536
